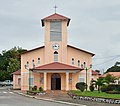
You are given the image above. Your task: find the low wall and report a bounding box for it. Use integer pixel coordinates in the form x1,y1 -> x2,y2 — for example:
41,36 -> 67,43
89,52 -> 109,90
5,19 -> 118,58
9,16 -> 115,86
68,92 -> 120,104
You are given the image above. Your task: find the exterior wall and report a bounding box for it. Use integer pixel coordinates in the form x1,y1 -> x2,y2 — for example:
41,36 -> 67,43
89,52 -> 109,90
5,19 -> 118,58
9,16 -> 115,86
67,46 -> 93,88
67,46 -> 92,67
13,75 -> 21,89
21,48 -> 44,91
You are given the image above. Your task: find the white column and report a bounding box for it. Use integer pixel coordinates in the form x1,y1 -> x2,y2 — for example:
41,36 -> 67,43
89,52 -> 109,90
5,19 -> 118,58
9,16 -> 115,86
66,72 -> 69,91
44,72 -> 47,91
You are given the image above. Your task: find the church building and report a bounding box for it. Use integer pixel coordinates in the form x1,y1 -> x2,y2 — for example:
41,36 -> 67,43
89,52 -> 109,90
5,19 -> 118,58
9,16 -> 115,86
13,12 -> 95,91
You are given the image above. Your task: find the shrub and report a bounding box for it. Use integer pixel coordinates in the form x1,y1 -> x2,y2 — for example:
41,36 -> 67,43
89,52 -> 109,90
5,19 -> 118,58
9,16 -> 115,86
106,84 -> 120,91
39,87 -> 43,92
106,84 -> 116,91
76,82 -> 87,92
101,85 -> 107,92
32,85 -> 37,91
115,84 -> 120,91
106,91 -> 120,94
89,85 -> 94,92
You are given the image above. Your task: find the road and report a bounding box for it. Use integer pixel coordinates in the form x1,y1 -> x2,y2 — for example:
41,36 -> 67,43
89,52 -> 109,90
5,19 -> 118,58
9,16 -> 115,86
0,87 -> 74,106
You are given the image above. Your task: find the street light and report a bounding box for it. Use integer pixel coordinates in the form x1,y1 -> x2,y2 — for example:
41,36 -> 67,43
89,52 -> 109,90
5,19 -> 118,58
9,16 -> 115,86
25,64 -> 30,91
83,62 -> 92,91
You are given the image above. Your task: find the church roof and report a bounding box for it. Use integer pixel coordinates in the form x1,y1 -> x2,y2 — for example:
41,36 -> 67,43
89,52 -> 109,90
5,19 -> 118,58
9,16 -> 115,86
12,69 -> 21,75
67,45 -> 95,56
41,13 -> 70,27
30,62 -> 83,71
21,46 -> 44,55
21,45 -> 94,56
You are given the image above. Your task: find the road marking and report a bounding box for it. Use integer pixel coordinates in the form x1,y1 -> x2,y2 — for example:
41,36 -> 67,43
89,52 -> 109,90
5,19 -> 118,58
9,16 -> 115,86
0,91 -> 14,94
9,92 -> 14,94
3,91 -> 7,93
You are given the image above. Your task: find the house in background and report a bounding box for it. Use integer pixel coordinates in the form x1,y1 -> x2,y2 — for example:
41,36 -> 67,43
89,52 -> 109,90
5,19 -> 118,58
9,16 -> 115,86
91,70 -> 101,80
12,69 -> 21,89
100,72 -> 120,84
13,12 -> 95,91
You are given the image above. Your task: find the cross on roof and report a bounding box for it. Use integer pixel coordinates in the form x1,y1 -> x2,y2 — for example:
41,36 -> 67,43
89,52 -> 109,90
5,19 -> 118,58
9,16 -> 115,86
54,5 -> 58,13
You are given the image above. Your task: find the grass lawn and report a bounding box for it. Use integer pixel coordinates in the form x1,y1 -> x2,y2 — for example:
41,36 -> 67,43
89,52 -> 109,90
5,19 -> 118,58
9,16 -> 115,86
71,90 -> 120,99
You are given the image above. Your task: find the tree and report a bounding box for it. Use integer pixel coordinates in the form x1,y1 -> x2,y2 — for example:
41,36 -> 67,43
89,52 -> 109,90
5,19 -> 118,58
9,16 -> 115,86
0,46 -> 27,81
106,62 -> 120,73
105,74 -> 117,84
91,78 -> 106,93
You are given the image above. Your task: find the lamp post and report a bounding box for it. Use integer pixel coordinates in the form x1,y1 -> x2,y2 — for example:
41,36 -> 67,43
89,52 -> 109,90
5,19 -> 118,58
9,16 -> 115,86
25,65 -> 30,91
83,62 -> 92,91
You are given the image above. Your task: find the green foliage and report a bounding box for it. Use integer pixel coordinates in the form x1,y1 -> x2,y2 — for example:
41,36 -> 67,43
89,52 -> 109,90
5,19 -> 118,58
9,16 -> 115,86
101,85 -> 108,92
89,85 -> 94,92
0,47 -> 27,81
91,78 -> 106,93
105,74 -> 117,84
107,84 -> 120,91
106,91 -> 120,94
39,87 -> 43,92
76,82 -> 87,92
71,90 -> 120,99
106,62 -> 120,73
32,86 -> 37,91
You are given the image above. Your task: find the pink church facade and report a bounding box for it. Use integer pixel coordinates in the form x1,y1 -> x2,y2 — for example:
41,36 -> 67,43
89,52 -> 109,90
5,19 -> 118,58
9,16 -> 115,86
13,13 -> 96,91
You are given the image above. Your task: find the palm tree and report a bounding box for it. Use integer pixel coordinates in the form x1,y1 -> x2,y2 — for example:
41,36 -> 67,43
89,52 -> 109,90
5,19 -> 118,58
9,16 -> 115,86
91,78 -> 106,93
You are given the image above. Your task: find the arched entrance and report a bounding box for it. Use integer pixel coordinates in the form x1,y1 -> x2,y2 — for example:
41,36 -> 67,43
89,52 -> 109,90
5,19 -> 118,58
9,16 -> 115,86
51,73 -> 61,90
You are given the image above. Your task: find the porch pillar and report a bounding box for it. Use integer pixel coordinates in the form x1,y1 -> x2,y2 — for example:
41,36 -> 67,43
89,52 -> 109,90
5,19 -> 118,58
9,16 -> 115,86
44,72 -> 47,91
66,72 -> 69,91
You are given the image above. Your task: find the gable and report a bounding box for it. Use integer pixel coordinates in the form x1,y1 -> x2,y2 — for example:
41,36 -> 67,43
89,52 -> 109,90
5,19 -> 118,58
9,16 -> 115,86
67,45 -> 95,57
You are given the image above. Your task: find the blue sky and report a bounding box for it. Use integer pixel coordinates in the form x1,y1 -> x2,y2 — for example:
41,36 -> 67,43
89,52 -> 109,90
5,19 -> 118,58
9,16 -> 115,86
0,0 -> 120,72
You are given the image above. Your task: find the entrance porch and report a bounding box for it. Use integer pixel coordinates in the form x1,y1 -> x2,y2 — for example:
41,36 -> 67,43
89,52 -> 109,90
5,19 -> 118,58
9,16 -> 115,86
30,62 -> 82,91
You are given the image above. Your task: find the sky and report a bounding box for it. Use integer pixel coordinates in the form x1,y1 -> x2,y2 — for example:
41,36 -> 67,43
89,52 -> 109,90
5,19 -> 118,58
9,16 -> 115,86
0,0 -> 120,73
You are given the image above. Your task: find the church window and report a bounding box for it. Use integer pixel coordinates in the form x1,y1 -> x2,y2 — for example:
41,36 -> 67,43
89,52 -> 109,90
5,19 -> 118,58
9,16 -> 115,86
72,58 -> 74,65
38,58 -> 40,65
54,51 -> 58,62
32,59 -> 35,68
29,77 -> 34,86
78,76 -> 85,82
50,21 -> 62,41
26,61 -> 29,68
78,60 -> 80,67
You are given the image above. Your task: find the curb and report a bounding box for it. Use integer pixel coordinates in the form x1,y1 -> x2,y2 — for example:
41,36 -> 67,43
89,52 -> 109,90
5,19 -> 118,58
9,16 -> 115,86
14,91 -> 86,106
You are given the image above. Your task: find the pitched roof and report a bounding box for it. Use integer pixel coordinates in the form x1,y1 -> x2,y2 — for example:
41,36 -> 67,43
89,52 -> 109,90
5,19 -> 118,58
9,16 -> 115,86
12,69 -> 21,75
67,45 -> 95,56
21,46 -> 44,55
30,62 -> 83,71
100,72 -> 120,78
41,13 -> 70,27
92,70 -> 100,75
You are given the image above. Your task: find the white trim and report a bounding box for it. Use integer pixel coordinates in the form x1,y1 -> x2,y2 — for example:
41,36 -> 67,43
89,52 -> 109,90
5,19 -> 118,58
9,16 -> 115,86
21,72 -> 29,74
17,75 -> 21,78
32,70 -> 78,73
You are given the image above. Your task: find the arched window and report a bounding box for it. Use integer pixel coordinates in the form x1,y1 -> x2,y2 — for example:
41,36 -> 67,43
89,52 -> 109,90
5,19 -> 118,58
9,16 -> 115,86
38,58 -> 40,65
72,58 -> 74,65
54,51 -> 58,62
78,60 -> 80,67
32,59 -> 35,68
27,61 -> 29,67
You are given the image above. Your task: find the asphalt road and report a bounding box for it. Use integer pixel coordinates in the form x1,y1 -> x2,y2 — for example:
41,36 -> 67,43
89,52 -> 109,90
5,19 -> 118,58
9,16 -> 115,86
0,87 -> 74,106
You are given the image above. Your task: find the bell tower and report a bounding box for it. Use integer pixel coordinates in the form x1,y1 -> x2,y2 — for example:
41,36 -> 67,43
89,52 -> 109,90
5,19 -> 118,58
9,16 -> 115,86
41,13 -> 70,64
